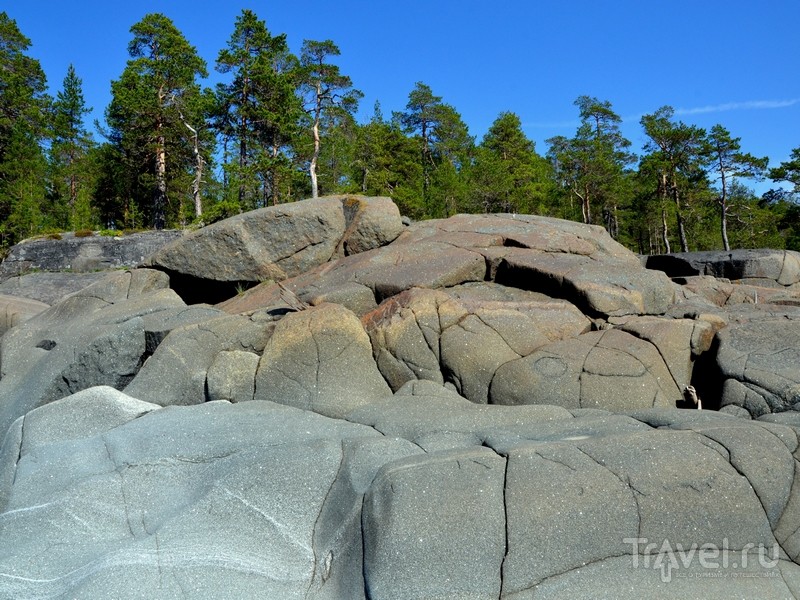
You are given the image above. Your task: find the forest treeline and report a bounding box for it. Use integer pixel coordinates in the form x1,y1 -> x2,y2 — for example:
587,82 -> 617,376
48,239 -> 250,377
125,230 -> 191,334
1,9 -> 799,254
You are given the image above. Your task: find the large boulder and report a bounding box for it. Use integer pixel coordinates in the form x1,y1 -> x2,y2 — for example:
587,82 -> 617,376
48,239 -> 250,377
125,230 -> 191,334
221,212 -> 673,319
715,316 -> 800,416
0,269 -> 185,435
124,311 -> 276,406
0,230 -> 182,280
144,196 -> 403,295
362,285 -> 591,403
254,303 -> 392,418
646,249 -> 800,286
490,328 -> 683,410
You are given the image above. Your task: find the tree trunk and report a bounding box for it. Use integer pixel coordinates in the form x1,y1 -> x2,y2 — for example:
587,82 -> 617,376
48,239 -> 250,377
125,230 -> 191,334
154,127 -> 167,230
309,83 -> 322,199
661,208 -> 671,254
180,115 -> 203,218
238,135 -> 247,208
670,178 -> 689,252
720,172 -> 731,251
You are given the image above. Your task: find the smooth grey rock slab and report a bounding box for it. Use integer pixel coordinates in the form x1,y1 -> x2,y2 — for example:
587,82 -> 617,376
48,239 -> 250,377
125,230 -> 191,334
0,230 -> 183,280
362,447 -> 506,600
0,391 -> 418,599
0,271 -> 108,305
0,270 -> 183,435
646,249 -> 800,286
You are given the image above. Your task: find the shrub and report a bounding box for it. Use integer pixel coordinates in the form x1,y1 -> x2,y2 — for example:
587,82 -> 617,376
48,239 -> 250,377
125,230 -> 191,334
74,229 -> 94,238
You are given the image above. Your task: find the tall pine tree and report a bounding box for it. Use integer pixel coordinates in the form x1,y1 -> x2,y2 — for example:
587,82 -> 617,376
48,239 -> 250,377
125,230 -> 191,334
49,64 -> 95,229
0,12 -> 49,244
105,14 -> 208,228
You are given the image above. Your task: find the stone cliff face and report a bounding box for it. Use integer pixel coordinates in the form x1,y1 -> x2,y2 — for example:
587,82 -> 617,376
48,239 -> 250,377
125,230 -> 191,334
1,195 -> 800,598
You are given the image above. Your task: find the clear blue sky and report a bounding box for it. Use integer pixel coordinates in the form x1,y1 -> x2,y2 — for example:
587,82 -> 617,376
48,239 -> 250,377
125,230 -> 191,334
6,0 -> 800,190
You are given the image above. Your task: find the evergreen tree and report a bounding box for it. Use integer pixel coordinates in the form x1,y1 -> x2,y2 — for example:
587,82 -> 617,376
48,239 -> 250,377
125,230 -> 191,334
703,124 -> 768,251
639,106 -> 707,252
397,82 -> 473,217
470,111 -> 552,215
298,39 -> 361,199
546,97 -> 634,235
105,13 -> 208,228
214,9 -> 302,209
49,64 -> 95,229
350,104 -> 423,216
0,12 -> 49,244
770,147 -> 800,196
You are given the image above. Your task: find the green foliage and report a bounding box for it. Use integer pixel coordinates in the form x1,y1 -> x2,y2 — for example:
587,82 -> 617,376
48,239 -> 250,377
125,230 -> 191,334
395,82 -> 475,217
214,9 -> 304,209
0,12 -> 50,247
546,97 -> 634,235
49,64 -> 96,230
702,124 -> 769,251
298,38 -> 362,199
638,106 -> 708,252
469,112 -> 554,215
0,10 -> 795,256
769,147 -> 800,195
104,13 -> 209,229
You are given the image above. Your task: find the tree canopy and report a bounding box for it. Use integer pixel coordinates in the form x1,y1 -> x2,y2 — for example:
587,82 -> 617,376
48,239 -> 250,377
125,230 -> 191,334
0,8 -> 798,254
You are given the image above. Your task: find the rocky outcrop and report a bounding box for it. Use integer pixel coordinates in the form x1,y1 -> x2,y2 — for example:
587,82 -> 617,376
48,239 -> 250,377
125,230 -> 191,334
144,195 -> 403,303
2,386 -> 800,598
715,316 -> 800,416
0,293 -> 49,336
4,197 -> 800,598
646,249 -> 800,286
0,230 -> 182,280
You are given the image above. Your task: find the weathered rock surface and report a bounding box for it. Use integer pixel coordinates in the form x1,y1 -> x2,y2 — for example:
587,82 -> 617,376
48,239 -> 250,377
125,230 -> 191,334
2,387 -> 799,599
222,212 -> 675,319
646,249 -> 800,286
362,285 -> 591,403
0,293 -> 49,336
4,198 -> 800,598
0,269 -> 185,434
0,271 -> 109,304
144,195 -> 403,291
490,328 -> 682,410
0,230 -> 182,280
715,317 -> 800,416
254,303 -> 392,418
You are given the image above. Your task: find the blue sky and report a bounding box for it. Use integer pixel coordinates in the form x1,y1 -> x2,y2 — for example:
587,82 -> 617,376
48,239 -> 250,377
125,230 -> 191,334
6,0 -> 800,189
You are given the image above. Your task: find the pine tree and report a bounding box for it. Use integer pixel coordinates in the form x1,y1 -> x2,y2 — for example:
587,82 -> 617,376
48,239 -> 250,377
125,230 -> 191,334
214,9 -> 302,209
546,97 -> 634,235
0,12 -> 49,244
50,64 -> 94,228
105,13 -> 208,228
397,83 -> 474,217
703,125 -> 768,251
470,111 -> 553,215
298,39 -> 361,199
639,106 -> 707,252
